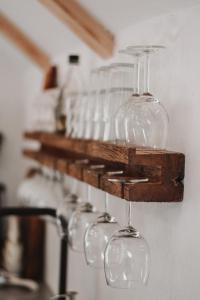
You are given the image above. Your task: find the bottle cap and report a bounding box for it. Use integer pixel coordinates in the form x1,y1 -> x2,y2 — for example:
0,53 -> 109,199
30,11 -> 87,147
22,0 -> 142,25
68,55 -> 79,64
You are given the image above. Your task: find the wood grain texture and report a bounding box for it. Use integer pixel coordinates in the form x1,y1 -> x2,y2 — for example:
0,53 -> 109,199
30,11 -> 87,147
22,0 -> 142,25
0,13 -> 50,70
100,175 -> 124,198
83,168 -> 100,188
23,131 -> 185,202
24,132 -> 134,164
39,0 -> 114,58
67,162 -> 84,180
89,141 -> 133,164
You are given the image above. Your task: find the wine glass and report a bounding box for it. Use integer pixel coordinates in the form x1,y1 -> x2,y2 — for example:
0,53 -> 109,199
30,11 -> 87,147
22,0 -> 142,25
84,183 -> 121,268
68,184 -> 99,252
56,177 -> 80,238
17,166 -> 57,208
104,178 -> 150,289
115,48 -> 143,144
92,66 -> 112,141
73,91 -> 88,138
83,69 -> 99,139
115,46 -> 169,148
103,62 -> 135,142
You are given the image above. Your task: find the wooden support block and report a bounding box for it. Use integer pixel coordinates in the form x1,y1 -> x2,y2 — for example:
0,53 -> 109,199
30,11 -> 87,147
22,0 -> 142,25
67,162 -> 84,180
83,165 -> 126,189
134,150 -> 185,182
124,181 -> 184,202
83,168 -> 100,189
100,175 -> 124,198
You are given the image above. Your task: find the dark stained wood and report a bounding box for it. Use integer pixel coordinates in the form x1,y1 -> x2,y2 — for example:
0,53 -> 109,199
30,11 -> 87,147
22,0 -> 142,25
67,162 -> 84,180
23,131 -> 185,202
133,150 -> 185,183
89,140 -> 133,164
42,65 -> 58,90
20,217 -> 45,281
100,175 -> 124,198
124,181 -> 184,202
83,165 -> 126,189
83,168 -> 100,189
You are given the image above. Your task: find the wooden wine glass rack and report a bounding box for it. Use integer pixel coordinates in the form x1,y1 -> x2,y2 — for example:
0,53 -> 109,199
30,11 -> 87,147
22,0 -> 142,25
23,131 -> 185,202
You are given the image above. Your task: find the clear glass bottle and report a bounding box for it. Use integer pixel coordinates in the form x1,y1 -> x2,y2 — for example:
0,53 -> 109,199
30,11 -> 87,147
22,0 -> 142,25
56,55 -> 84,136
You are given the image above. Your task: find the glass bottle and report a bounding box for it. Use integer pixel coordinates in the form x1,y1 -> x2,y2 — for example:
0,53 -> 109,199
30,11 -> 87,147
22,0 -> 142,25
56,55 -> 84,136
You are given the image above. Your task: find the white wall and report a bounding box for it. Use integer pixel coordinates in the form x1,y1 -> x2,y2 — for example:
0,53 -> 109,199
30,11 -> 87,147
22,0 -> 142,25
0,37 -> 41,205
45,4 -> 200,300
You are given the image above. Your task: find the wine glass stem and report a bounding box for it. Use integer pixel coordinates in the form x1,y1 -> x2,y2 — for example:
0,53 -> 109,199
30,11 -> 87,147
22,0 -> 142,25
135,55 -> 141,95
144,52 -> 150,94
88,184 -> 91,203
72,178 -> 78,194
105,192 -> 108,213
128,201 -> 132,227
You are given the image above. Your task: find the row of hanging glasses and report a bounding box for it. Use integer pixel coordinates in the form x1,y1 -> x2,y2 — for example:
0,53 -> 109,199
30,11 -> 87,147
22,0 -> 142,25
18,166 -> 150,289
64,45 -> 169,149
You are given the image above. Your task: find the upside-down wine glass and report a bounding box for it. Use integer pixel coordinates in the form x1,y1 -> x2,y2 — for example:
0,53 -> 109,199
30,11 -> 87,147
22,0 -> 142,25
56,177 -> 80,238
103,62 -> 135,142
104,177 -> 150,289
83,69 -> 99,139
115,48 -> 143,145
84,172 -> 122,268
138,45 -> 169,148
115,46 -> 169,148
68,183 -> 99,252
92,66 -> 112,141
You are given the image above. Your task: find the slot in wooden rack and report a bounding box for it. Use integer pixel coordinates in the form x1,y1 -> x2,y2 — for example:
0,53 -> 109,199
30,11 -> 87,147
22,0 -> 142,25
23,131 -> 185,202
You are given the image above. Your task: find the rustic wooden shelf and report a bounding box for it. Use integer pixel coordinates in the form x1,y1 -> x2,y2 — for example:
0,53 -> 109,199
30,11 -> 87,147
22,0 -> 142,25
23,131 -> 185,202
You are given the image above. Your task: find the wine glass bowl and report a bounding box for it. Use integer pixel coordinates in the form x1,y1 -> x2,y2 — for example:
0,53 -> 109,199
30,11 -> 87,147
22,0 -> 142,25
104,177 -> 150,289
115,45 -> 169,149
56,193 -> 79,238
103,62 -> 135,142
104,226 -> 150,289
84,212 -> 120,268
68,202 -> 99,252
115,94 -> 169,148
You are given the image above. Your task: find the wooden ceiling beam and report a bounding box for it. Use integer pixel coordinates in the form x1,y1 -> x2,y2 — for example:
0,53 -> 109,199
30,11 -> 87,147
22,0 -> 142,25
39,0 -> 115,58
0,12 -> 51,70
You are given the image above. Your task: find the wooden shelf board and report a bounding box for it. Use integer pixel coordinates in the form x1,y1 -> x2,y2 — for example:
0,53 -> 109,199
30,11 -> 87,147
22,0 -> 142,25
23,131 -> 185,203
